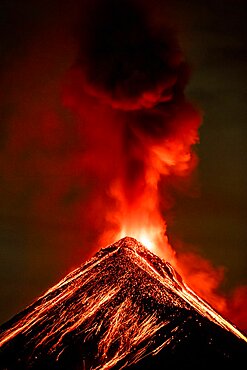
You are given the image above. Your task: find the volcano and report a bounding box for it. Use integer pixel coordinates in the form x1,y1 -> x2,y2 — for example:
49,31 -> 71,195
0,237 -> 246,369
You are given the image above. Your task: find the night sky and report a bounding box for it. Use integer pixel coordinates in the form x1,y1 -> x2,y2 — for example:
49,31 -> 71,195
0,0 -> 246,330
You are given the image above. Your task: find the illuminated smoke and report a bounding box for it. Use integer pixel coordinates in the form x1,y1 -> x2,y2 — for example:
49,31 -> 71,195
63,0 -> 200,259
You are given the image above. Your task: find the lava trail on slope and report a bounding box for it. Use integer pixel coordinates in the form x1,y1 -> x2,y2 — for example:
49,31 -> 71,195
0,237 -> 246,370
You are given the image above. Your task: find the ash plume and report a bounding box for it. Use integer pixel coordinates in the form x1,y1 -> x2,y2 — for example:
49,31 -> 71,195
63,0 -> 201,256
77,0 -> 188,110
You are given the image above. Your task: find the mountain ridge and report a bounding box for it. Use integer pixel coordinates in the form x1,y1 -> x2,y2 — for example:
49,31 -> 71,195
0,237 -> 246,369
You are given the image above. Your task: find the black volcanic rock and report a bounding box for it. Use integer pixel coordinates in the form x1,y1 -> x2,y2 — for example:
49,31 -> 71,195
0,237 -> 246,370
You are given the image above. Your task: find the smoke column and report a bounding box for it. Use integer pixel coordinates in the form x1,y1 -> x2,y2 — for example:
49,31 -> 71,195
63,0 -> 200,260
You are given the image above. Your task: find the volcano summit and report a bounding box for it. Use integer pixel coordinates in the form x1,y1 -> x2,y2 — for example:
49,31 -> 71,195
0,237 -> 246,369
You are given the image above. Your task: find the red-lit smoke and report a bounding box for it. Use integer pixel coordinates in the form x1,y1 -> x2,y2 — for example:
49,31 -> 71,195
63,0 -> 200,259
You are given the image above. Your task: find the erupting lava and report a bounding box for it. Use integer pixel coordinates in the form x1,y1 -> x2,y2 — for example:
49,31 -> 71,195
0,237 -> 246,370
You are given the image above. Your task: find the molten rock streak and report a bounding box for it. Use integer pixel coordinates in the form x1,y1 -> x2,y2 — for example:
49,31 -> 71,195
0,237 -> 246,369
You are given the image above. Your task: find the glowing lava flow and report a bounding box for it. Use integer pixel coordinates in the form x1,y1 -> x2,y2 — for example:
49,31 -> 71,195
118,225 -> 168,255
0,237 -> 246,370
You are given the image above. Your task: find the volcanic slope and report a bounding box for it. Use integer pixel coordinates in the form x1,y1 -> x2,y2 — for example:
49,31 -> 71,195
0,237 -> 246,370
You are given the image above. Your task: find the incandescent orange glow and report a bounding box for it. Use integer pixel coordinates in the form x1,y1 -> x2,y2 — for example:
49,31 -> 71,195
111,175 -> 173,260
0,238 -> 246,369
117,215 -> 172,261
119,227 -> 161,252
94,105 -> 201,264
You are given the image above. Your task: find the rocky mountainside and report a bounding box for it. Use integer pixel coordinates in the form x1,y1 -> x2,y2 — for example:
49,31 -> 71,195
0,237 -> 246,369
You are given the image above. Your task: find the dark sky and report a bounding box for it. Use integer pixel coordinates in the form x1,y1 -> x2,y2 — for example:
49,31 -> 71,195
166,0 -> 247,290
0,0 -> 246,326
